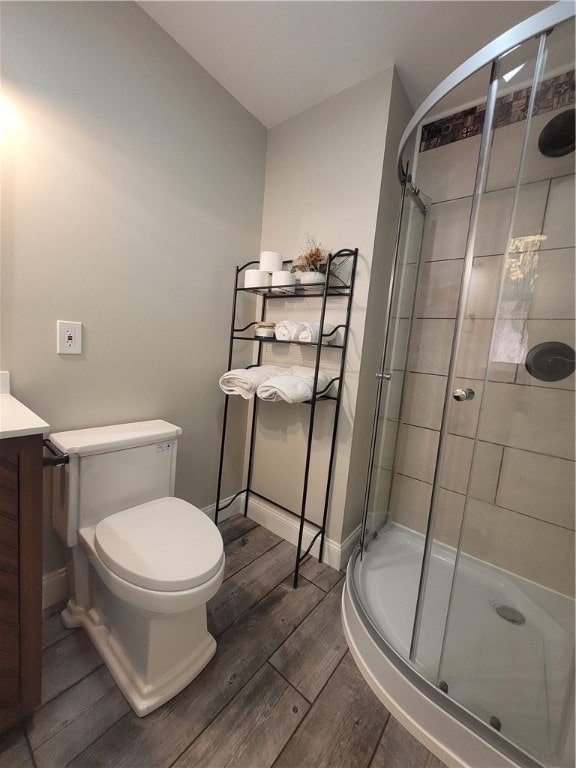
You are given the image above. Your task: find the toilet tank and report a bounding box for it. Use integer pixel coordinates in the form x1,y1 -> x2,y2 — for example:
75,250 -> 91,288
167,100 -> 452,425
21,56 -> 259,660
50,420 -> 183,547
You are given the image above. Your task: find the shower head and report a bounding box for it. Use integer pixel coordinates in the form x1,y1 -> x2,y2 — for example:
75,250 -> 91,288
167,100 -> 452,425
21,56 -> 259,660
525,341 -> 575,382
537,108 -> 575,158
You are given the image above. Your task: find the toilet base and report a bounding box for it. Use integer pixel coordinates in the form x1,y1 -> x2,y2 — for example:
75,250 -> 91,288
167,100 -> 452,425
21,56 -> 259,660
62,597 -> 217,717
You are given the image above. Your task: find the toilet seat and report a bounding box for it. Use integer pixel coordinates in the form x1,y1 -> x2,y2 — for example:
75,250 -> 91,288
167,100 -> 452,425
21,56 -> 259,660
94,497 -> 224,592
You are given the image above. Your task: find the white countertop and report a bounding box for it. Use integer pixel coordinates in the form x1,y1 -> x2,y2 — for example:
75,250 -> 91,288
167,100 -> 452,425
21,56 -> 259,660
0,372 -> 50,439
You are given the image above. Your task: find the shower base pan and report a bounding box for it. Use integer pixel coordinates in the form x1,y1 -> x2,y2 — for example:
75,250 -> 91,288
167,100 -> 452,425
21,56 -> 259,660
342,524 -> 574,768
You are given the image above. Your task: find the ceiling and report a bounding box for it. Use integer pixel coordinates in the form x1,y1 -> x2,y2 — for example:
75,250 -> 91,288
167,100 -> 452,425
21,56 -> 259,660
139,1 -> 552,129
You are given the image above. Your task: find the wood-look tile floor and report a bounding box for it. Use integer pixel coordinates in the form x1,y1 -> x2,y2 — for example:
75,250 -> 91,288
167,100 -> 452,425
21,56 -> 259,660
1,515 -> 446,768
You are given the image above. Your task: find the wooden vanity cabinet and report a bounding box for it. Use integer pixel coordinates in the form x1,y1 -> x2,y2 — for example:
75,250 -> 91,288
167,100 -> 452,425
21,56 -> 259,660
0,434 -> 43,733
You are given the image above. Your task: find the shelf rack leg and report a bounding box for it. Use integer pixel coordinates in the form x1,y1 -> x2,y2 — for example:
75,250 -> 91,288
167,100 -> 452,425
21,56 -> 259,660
243,397 -> 259,517
293,253 -> 337,588
318,248 -> 358,562
243,291 -> 266,518
215,265 -> 242,525
215,394 -> 230,526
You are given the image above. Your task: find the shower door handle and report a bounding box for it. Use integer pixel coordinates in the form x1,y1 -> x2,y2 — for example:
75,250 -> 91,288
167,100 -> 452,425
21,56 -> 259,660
452,387 -> 475,401
376,372 -> 391,380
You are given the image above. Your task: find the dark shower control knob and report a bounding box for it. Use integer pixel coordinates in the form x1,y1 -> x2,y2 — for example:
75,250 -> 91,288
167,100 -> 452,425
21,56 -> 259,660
452,387 -> 475,401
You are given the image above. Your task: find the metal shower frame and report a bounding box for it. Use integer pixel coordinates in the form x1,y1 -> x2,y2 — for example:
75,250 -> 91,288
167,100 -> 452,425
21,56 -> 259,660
353,3 -> 575,767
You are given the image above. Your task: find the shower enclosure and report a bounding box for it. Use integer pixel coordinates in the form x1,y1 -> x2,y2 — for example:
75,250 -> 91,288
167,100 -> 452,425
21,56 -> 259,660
343,4 -> 575,768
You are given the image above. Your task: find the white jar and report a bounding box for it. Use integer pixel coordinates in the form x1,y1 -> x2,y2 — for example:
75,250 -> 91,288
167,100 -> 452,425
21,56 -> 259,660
297,271 -> 325,285
254,322 -> 276,339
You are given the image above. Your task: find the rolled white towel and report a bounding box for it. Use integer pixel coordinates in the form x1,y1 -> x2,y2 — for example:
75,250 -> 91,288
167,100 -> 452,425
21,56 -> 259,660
296,321 -> 336,343
256,366 -> 333,403
219,365 -> 285,399
274,320 -> 300,341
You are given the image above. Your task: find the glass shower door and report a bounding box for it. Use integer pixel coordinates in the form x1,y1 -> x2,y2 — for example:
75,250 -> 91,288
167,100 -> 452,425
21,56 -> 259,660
361,181 -> 428,547
412,22 -> 575,767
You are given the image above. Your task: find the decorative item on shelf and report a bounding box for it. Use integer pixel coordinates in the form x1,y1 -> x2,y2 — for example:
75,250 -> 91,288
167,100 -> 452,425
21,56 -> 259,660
254,321 -> 276,339
290,235 -> 328,284
298,271 -> 326,285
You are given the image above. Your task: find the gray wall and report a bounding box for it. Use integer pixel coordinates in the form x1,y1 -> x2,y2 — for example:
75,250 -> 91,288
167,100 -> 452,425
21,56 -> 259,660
1,2 -> 415,580
253,68 -> 411,549
1,2 -> 267,570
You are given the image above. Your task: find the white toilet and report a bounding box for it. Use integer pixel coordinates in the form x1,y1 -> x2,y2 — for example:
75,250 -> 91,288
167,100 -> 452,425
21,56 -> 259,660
50,419 -> 224,717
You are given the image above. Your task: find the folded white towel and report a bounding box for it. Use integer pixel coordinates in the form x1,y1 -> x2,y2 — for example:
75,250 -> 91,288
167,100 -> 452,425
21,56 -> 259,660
256,366 -> 333,403
296,321 -> 336,343
274,320 -> 300,341
274,320 -> 336,343
219,365 -> 286,399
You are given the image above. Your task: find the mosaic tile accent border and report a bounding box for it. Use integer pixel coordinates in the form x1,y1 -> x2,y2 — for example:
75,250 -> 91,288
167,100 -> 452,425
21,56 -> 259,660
420,69 -> 575,152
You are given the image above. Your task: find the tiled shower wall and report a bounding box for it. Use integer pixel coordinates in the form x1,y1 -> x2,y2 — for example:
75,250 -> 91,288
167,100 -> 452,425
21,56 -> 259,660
387,103 -> 575,596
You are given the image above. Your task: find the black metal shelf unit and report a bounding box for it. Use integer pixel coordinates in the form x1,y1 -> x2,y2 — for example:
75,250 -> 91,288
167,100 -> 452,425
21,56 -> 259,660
215,248 -> 358,587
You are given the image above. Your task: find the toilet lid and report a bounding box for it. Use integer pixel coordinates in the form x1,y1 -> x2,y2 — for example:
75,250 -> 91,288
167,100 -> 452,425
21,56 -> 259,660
94,497 -> 224,592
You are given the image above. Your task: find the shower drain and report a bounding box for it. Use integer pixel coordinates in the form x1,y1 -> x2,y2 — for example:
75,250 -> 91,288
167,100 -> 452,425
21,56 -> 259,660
492,602 -> 525,625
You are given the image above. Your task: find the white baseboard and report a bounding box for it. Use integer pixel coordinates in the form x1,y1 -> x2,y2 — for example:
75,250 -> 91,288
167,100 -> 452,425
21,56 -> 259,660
203,493 -> 246,523
246,495 -> 361,571
42,567 -> 69,610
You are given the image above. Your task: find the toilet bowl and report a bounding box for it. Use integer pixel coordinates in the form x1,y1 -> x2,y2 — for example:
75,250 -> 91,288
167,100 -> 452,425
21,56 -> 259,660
81,496 -> 224,613
50,420 -> 224,716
